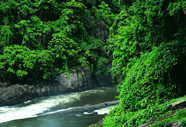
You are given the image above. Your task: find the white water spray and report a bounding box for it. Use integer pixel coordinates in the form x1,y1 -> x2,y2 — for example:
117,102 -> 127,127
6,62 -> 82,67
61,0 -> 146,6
0,87 -> 117,124
0,93 -> 81,123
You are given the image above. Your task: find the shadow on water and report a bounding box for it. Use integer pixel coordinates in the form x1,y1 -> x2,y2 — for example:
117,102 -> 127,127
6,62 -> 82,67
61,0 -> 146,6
0,114 -> 105,127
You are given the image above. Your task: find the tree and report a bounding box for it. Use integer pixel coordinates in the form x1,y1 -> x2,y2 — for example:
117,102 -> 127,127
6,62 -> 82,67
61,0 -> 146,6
0,0 -> 116,83
103,0 -> 186,126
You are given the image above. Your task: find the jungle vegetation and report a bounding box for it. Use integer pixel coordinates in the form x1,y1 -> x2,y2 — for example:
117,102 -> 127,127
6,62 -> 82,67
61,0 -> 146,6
0,0 -> 118,84
103,0 -> 186,126
1,0 -> 186,126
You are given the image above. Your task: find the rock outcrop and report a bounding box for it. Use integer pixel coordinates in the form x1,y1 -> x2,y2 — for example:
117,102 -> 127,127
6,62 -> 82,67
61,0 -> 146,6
0,84 -> 37,106
0,68 -> 116,106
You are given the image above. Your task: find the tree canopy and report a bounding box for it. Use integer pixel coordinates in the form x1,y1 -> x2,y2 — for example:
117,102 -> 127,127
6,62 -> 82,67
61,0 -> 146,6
0,0 -> 118,83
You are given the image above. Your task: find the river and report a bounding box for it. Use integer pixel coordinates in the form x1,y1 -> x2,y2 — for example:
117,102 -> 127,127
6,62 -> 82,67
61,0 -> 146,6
0,86 -> 118,127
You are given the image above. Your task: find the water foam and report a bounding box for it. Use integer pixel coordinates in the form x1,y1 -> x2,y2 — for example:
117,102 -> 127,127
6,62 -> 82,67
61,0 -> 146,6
94,105 -> 115,115
0,93 -> 81,123
0,87 -> 116,123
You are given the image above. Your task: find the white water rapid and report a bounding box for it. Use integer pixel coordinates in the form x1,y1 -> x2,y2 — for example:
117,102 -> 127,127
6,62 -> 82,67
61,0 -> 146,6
0,86 -> 118,126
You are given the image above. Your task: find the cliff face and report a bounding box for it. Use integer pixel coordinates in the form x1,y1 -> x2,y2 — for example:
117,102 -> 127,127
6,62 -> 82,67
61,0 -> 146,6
0,68 -> 116,106
87,20 -> 108,40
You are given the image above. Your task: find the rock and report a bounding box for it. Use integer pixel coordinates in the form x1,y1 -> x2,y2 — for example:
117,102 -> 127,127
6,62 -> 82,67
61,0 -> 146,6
0,84 -> 37,106
89,103 -> 107,110
39,100 -> 119,117
163,121 -> 181,127
86,19 -> 108,40
0,67 -> 116,106
168,98 -> 186,110
105,100 -> 120,106
136,121 -> 182,127
136,122 -> 151,127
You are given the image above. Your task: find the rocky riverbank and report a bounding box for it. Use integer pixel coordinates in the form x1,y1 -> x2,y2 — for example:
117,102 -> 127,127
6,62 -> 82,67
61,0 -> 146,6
0,67 -> 117,106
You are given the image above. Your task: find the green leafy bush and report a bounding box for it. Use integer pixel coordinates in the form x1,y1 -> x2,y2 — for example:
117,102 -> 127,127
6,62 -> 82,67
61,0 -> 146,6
0,0 -> 116,83
181,117 -> 186,127
0,45 -> 54,82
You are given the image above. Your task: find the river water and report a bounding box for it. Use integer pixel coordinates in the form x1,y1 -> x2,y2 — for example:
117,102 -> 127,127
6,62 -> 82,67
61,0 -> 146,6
0,86 -> 118,127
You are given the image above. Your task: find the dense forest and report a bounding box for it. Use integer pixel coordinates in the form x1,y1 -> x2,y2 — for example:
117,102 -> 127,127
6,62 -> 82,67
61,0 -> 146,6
0,0 -> 119,84
1,0 -> 186,126
103,0 -> 186,126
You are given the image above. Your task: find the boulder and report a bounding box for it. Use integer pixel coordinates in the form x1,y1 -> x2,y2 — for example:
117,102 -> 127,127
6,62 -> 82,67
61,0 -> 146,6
0,84 -> 37,106
168,98 -> 186,110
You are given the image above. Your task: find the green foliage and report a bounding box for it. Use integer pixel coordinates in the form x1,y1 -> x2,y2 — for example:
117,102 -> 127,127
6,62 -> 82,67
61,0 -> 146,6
48,32 -> 80,62
15,15 -> 51,49
65,59 -> 70,79
0,45 -> 36,79
0,45 -> 54,82
36,49 -> 54,79
91,63 -> 93,73
104,9 -> 129,57
117,42 -> 181,112
0,0 -> 115,83
181,117 -> 186,127
20,85 -> 24,89
0,25 -> 13,50
103,102 -> 170,127
109,8 -> 137,81
104,98 -> 186,127
81,36 -> 109,75
91,1 -> 115,29
102,94 -> 186,127
103,0 -> 186,126
153,108 -> 186,127
2,0 -> 186,126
